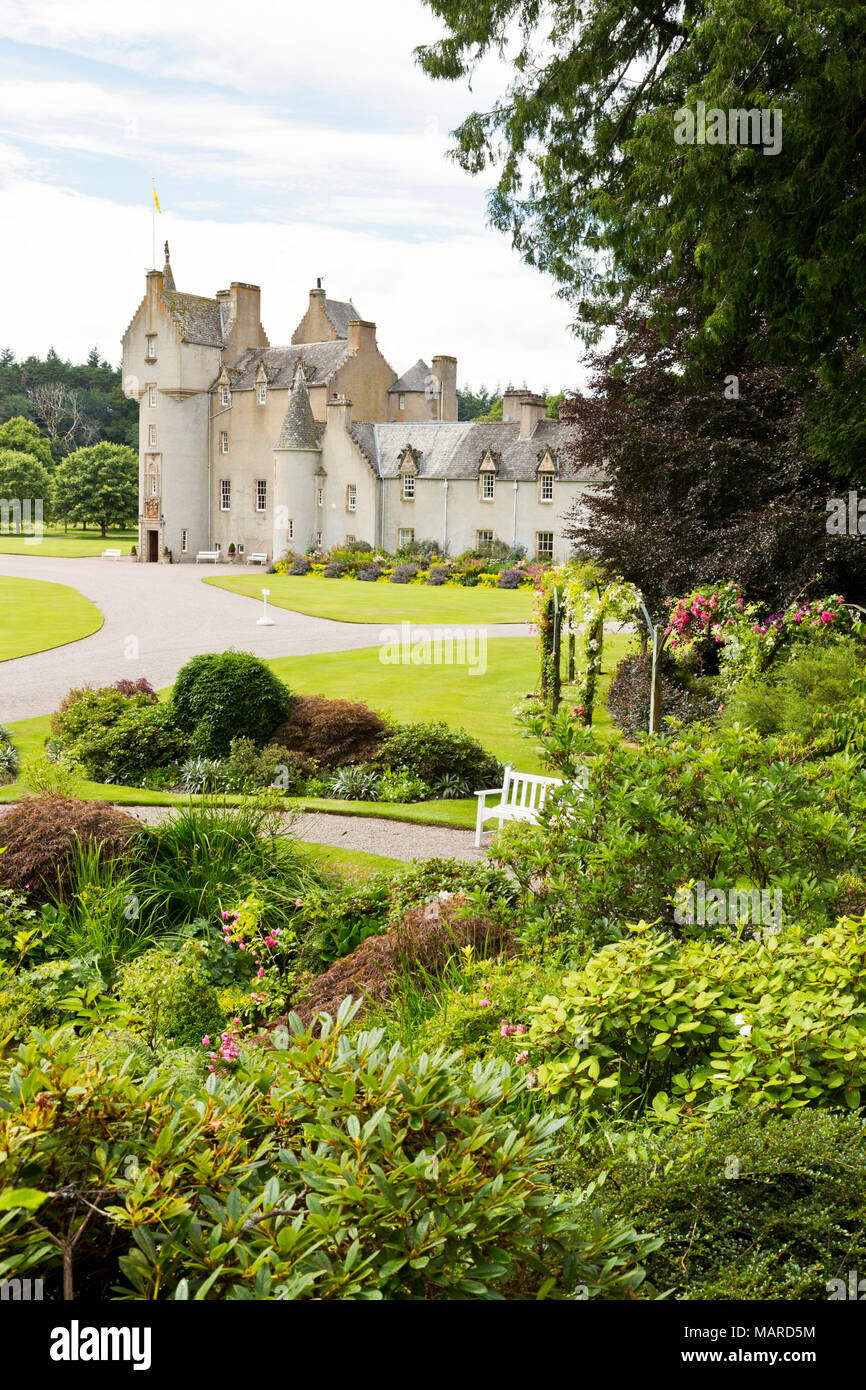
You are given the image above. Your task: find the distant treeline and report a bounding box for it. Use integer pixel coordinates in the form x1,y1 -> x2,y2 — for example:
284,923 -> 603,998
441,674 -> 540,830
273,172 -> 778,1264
0,347 -> 137,462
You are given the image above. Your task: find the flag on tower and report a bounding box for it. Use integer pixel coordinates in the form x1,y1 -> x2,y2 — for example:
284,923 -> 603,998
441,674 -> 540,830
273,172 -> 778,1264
153,183 -> 162,213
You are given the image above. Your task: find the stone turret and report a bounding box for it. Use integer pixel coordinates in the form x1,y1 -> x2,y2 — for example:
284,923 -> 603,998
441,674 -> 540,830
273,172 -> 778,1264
273,366 -> 321,558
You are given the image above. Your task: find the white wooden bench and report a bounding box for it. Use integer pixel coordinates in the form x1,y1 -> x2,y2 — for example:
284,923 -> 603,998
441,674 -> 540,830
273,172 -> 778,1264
195,550 -> 220,564
246,552 -> 269,566
475,764 -> 564,846
101,548 -> 122,559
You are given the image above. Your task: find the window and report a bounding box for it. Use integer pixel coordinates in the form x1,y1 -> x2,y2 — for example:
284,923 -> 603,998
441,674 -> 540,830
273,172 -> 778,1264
256,479 -> 267,512
148,424 -> 157,447
220,431 -> 229,454
148,386 -> 157,408
536,531 -> 554,559
145,335 -> 157,361
316,531 -> 322,548
150,475 -> 158,497
402,473 -> 415,500
539,472 -> 554,502
181,528 -> 188,554
220,479 -> 231,511
288,519 -> 294,541
317,488 -> 323,507
345,534 -> 355,544
475,529 -> 494,554
258,384 -> 267,405
399,393 -> 405,410
221,387 -> 230,407
481,472 -> 495,501
347,484 -> 357,512
398,527 -> 415,549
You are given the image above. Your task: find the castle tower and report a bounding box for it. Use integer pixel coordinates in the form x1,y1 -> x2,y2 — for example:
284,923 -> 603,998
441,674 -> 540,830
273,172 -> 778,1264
272,365 -> 321,558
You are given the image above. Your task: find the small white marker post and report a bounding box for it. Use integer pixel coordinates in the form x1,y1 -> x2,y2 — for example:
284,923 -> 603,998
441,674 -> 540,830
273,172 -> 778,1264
257,587 -> 275,626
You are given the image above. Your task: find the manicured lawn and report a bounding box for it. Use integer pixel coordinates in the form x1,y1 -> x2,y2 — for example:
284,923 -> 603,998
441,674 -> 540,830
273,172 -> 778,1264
205,573 -> 534,625
0,526 -> 137,559
0,631 -> 635,817
298,843 -> 406,877
0,576 -> 103,662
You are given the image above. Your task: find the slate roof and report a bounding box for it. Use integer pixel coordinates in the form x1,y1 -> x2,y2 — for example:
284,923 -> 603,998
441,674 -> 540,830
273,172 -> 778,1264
227,343 -> 350,390
388,359 -> 430,394
161,292 -> 225,348
323,298 -> 360,339
276,370 -> 320,451
347,419 -> 599,482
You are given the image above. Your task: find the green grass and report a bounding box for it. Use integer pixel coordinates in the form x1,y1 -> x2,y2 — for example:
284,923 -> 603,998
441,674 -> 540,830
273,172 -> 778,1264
0,576 -> 103,661
297,842 -> 406,877
0,525 -> 137,558
0,632 -> 635,820
205,573 -> 534,625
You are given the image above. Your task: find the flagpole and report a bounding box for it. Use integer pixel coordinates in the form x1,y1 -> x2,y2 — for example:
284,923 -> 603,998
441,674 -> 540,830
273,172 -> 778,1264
152,178 -> 156,269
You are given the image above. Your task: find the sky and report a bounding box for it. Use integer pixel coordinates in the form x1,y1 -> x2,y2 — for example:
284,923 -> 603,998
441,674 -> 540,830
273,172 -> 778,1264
0,0 -> 587,394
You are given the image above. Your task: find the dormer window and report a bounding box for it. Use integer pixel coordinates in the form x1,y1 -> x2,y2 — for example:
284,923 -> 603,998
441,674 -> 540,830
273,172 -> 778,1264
258,384 -> 267,406
478,449 -> 500,503
221,387 -> 231,407
536,447 -> 558,503
398,445 -> 419,501
145,335 -> 157,362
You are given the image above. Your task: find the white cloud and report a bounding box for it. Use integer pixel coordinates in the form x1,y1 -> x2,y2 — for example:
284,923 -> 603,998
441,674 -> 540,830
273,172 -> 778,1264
0,180 -> 583,390
0,0 -> 589,391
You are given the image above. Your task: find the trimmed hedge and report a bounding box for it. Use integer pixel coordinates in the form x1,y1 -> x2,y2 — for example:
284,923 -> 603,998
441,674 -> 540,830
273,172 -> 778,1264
170,650 -> 292,758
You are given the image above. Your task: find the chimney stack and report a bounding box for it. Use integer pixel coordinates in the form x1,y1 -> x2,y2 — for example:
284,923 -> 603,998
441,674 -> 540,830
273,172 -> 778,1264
431,355 -> 457,421
519,393 -> 546,439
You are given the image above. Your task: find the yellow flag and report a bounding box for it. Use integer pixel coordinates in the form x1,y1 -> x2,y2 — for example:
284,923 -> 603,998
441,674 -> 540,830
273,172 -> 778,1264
153,184 -> 161,214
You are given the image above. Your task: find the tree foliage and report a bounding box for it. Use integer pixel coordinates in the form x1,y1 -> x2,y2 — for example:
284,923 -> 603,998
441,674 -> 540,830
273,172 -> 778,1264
50,442 -> 138,537
561,305 -> 866,615
418,1 -> 866,471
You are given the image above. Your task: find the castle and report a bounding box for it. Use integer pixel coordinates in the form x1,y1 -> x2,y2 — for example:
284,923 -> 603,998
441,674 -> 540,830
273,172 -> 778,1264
122,245 -> 598,564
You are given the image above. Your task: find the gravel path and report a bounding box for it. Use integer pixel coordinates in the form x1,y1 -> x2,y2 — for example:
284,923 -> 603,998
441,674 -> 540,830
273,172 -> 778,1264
112,803 -> 485,864
0,555 -> 530,723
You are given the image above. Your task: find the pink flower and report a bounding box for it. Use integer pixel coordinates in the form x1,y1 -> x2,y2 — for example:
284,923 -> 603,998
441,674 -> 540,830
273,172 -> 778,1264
201,1035 -> 210,1046
295,897 -> 304,907
516,1051 -> 529,1064
257,967 -> 265,979
499,1022 -> 510,1038
479,999 -> 491,1008
221,911 -> 230,920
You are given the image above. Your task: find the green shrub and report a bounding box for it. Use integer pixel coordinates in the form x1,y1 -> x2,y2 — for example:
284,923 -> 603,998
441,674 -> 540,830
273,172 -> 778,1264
219,738 -> 302,793
170,650 -> 292,758
51,685 -> 152,747
408,954 -> 558,1068
18,750 -> 83,796
372,720 -> 501,787
376,768 -> 432,803
721,642 -> 866,741
116,940 -> 226,1048
68,702 -> 187,784
574,1107 -> 866,1300
527,918 -> 866,1118
327,765 -> 380,800
606,652 -> 718,737
0,1011 -> 657,1300
0,957 -> 103,1040
504,711 -> 866,946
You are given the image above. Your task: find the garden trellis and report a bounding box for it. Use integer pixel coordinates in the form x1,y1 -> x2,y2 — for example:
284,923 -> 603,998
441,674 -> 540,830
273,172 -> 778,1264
534,564 -> 656,727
